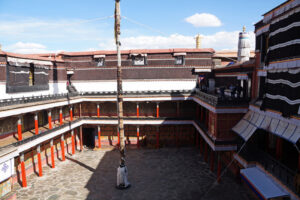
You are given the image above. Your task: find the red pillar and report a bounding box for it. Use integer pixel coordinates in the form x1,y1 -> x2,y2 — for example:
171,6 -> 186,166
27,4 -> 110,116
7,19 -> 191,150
80,126 -> 83,151
204,143 -> 208,162
98,126 -> 101,148
196,105 -> 200,120
37,145 -> 42,177
176,127 -> 179,148
196,132 -> 199,147
61,135 -> 65,161
200,137 -> 203,155
48,110 -> 52,130
137,103 -> 139,118
20,154 -> 27,187
70,107 -> 73,121
176,102 -> 180,117
217,153 -> 222,183
71,130 -> 75,155
17,116 -> 22,141
50,139 -> 55,168
137,126 -> 140,148
200,106 -> 204,122
34,113 -> 39,135
156,103 -> 159,118
210,150 -> 215,172
97,104 -> 100,117
206,109 -> 209,128
59,108 -> 63,125
156,127 -> 159,149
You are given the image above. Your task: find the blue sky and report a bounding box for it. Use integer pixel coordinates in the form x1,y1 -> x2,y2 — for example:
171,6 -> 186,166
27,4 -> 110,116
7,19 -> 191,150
0,0 -> 284,53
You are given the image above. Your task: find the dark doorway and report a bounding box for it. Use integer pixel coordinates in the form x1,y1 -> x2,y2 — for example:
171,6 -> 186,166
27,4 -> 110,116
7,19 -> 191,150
83,128 -> 95,149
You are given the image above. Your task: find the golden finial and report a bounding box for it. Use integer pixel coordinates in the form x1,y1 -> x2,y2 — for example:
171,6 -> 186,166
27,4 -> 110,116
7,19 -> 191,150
195,34 -> 202,49
243,26 -> 246,32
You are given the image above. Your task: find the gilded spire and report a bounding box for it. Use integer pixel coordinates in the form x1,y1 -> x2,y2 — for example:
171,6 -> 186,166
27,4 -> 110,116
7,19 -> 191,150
243,26 -> 246,32
195,34 -> 202,49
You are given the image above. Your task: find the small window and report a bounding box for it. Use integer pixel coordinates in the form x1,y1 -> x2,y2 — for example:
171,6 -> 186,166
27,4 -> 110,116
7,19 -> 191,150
96,58 -> 105,67
175,56 -> 184,65
133,56 -> 146,66
29,64 -> 34,86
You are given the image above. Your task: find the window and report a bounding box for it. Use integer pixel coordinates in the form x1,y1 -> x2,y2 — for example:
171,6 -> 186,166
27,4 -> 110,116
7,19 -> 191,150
175,56 -> 184,65
133,55 -> 146,66
96,58 -> 105,67
29,64 -> 34,86
93,55 -> 105,67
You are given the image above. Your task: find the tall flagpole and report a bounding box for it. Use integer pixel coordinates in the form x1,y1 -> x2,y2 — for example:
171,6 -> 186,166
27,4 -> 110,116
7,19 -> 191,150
115,0 -> 130,189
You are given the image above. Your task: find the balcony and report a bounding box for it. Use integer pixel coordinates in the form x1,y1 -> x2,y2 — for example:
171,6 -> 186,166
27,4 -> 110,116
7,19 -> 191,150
193,89 -> 249,107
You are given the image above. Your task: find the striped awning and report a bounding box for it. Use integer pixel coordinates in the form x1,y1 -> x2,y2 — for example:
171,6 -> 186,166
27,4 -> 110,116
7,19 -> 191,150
232,110 -> 300,143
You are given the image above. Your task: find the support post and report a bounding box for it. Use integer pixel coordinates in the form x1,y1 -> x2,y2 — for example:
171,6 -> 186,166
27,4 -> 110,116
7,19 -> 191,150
156,102 -> 159,118
196,132 -> 199,147
71,130 -> 75,155
156,126 -> 159,149
196,105 -> 199,120
80,126 -> 83,151
48,110 -> 52,130
200,137 -> 203,155
98,126 -> 101,148
17,116 -> 22,141
200,106 -> 204,122
204,143 -> 208,162
34,113 -> 39,135
176,101 -> 180,117
37,145 -> 42,177
217,153 -> 222,183
61,135 -> 65,161
20,153 -> 27,187
70,107 -> 73,121
137,126 -> 140,148
59,108 -> 63,125
136,103 -> 139,118
210,150 -> 215,172
276,137 -> 282,160
118,130 -> 120,146
50,139 -> 55,168
97,104 -> 100,117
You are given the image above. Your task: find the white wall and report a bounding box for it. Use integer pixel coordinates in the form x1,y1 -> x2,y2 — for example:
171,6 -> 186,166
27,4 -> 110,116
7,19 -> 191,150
0,81 -> 68,100
73,79 -> 196,92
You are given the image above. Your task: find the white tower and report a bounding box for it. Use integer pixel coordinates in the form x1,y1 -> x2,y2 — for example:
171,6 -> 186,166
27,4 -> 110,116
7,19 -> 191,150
237,26 -> 250,63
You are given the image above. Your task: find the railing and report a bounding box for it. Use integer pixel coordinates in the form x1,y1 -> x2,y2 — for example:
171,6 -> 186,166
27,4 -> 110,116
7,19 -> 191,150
0,90 -> 194,108
193,89 -> 249,107
239,145 -> 297,193
0,116 -> 195,151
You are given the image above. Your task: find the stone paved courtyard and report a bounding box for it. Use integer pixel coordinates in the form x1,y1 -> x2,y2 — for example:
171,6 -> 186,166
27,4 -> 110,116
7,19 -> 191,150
15,147 -> 255,200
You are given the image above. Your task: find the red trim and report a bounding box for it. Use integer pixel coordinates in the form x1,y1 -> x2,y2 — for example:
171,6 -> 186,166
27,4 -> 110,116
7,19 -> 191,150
37,153 -> 42,177
21,161 -> 27,187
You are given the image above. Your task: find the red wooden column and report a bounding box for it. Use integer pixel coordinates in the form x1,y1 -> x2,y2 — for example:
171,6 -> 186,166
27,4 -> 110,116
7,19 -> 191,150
97,104 -> 100,117
70,107 -> 73,121
217,153 -> 222,183
136,103 -> 139,118
79,126 -> 83,151
20,153 -> 27,187
176,126 -> 179,148
200,137 -> 203,155
34,113 -> 39,135
117,126 -> 120,146
17,116 -> 22,141
50,139 -> 55,168
210,150 -> 215,171
48,110 -> 52,130
206,109 -> 209,128
37,145 -> 42,177
176,101 -> 180,117
196,132 -> 199,147
137,126 -> 140,148
61,135 -> 65,161
59,108 -> 63,125
156,127 -> 160,149
200,106 -> 204,122
196,105 -> 200,120
71,130 -> 75,155
97,126 -> 101,148
156,102 -> 160,118
204,143 -> 208,162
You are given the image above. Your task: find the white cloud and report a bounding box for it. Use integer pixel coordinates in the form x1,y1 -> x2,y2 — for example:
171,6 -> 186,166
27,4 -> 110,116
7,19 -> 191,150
185,13 -> 222,27
5,42 -> 49,54
99,31 -> 255,51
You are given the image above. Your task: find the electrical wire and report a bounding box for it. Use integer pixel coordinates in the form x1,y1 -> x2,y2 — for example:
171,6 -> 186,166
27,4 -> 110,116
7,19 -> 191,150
121,15 -> 168,36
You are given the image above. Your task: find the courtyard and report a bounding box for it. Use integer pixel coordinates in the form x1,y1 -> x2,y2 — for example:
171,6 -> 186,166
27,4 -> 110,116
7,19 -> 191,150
14,147 -> 254,200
